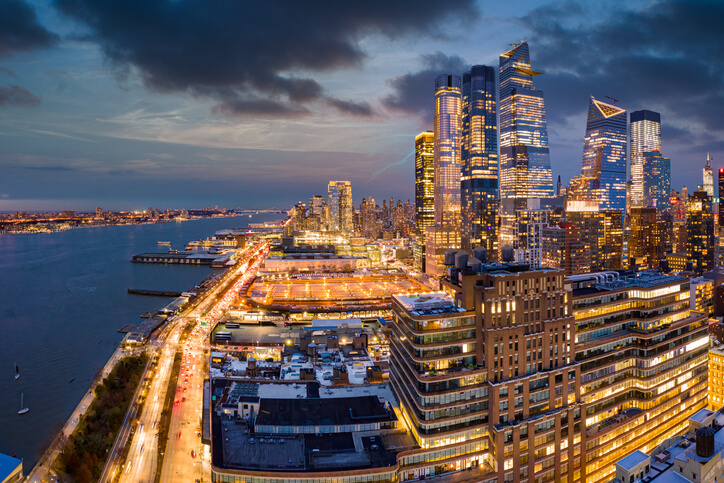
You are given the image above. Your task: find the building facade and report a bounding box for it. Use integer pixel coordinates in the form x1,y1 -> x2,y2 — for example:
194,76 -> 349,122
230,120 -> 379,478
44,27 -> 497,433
570,272 -> 709,483
433,74 -> 462,228
579,97 -> 627,213
328,181 -> 353,235
461,65 -> 498,255
415,131 -> 435,244
629,110 -> 662,209
641,152 -> 670,211
686,189 -> 715,274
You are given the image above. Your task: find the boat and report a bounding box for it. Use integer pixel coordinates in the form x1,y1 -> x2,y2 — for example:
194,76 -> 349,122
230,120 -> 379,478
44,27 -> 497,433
14,363 -> 19,381
18,393 -> 29,415
158,241 -> 171,246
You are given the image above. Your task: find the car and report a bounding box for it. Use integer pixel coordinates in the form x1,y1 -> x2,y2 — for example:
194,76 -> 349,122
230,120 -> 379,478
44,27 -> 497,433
177,431 -> 182,439
182,397 -> 186,402
191,450 -> 196,458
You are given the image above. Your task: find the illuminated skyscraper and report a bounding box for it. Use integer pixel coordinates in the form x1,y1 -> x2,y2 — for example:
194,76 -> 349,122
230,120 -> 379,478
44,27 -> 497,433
499,41 -> 554,199
629,110 -> 662,208
414,131 -> 435,241
327,180 -> 353,234
687,189 -> 715,273
580,96 -> 627,212
704,153 -> 714,197
460,65 -> 498,254
642,151 -> 671,210
719,168 -> 724,226
433,74 -> 462,227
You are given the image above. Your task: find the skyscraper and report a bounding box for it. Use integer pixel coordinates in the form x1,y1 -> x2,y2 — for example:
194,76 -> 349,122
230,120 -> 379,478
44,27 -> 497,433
704,153 -> 714,197
630,110 -> 662,208
642,151 -> 671,210
687,189 -> 715,273
414,131 -> 435,240
719,168 -> 724,226
433,74 -> 462,227
499,41 -> 554,199
327,181 -> 353,234
580,96 -> 627,212
460,65 -> 498,255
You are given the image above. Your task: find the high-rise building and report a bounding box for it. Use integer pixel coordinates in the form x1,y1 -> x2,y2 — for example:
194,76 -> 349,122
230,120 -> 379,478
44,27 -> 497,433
719,167 -> 724,226
630,110 -> 662,208
513,208 -> 549,268
499,41 -> 554,200
628,207 -> 663,268
579,96 -> 627,212
686,189 -> 715,273
327,181 -> 353,234
642,152 -> 671,210
390,263 -> 582,483
571,271 -> 709,482
460,65 -> 498,255
556,175 -> 562,197
704,153 -> 714,197
415,131 -> 435,241
433,74 -> 462,228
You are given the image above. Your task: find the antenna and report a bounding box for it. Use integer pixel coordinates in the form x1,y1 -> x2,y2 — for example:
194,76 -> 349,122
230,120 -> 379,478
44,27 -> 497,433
605,96 -> 620,106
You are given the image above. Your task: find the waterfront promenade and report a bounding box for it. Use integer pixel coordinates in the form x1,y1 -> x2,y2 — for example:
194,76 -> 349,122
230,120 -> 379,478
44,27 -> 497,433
25,345 -> 135,483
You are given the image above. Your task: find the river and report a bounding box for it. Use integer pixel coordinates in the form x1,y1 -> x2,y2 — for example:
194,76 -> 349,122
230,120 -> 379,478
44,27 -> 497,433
0,213 -> 280,468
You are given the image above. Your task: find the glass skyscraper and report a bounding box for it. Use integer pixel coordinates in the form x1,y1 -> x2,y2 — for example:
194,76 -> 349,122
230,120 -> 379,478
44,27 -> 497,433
642,151 -> 671,211
327,180 -> 353,234
630,110 -> 662,208
433,74 -> 462,227
580,96 -> 627,212
460,65 -> 498,255
704,153 -> 714,197
414,131 -> 435,240
499,41 -> 554,199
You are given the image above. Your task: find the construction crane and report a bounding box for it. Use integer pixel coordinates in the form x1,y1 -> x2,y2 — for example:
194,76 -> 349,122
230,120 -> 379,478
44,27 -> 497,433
605,96 -> 620,106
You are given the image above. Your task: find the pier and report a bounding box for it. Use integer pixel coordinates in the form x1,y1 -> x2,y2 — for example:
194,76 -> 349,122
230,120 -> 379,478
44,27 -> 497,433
128,288 -> 183,297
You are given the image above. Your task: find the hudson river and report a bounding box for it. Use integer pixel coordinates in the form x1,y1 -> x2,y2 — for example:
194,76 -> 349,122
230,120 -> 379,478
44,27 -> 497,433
0,213 -> 280,468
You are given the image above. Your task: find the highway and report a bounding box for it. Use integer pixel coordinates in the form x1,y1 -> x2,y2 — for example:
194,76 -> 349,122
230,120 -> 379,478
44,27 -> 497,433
105,241 -> 270,483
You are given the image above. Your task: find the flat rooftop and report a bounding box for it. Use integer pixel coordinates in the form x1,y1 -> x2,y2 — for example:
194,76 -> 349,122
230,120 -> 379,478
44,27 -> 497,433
393,292 -> 466,316
617,449 -> 649,471
256,395 -> 394,427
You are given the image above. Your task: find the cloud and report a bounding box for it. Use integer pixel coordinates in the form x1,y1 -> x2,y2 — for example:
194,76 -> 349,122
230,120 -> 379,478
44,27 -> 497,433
23,165 -> 76,171
382,52 -> 469,121
0,67 -> 17,78
326,97 -> 374,117
55,0 -> 478,118
0,0 -> 58,58
519,0 -> 724,145
0,85 -> 41,107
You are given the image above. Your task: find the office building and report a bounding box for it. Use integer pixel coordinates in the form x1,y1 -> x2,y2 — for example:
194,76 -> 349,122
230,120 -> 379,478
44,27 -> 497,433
571,271 -> 709,482
686,189 -> 715,273
424,225 -> 461,278
630,110 -> 662,209
641,152 -> 670,211
327,181 -> 353,235
710,345 -> 724,410
704,153 -> 714,198
719,168 -> 724,226
579,97 -> 627,212
499,41 -> 554,200
628,207 -> 663,269
513,208 -> 549,269
415,131 -> 435,242
567,203 -> 623,272
461,65 -> 498,255
433,74 -> 462,228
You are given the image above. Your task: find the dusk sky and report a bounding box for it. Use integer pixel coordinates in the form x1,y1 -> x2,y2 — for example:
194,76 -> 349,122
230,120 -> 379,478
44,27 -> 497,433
0,0 -> 722,211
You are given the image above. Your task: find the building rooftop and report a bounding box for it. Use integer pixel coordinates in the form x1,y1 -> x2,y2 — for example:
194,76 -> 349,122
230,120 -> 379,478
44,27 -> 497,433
617,450 -> 649,472
0,453 -> 21,481
255,395 -> 393,427
393,292 -> 466,316
599,272 -> 687,290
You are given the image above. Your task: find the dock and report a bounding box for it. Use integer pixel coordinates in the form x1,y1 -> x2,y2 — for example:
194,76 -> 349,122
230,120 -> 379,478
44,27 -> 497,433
128,288 -> 183,297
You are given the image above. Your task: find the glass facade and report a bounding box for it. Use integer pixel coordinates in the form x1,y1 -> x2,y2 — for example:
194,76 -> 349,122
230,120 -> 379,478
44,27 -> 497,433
327,181 -> 353,234
415,132 -> 435,242
641,152 -> 670,211
433,74 -> 462,228
499,42 -> 554,200
629,110 -> 661,209
461,65 -> 498,255
580,97 -> 627,213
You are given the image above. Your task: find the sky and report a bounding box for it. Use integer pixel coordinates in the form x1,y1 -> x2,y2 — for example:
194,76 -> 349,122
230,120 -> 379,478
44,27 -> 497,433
0,0 -> 723,211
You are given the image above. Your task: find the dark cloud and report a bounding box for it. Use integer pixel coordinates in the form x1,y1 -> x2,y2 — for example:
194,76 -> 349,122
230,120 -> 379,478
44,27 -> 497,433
0,84 -> 41,107
520,0 -> 724,144
0,0 -> 58,58
0,67 -> 17,78
326,98 -> 374,117
23,165 -> 75,171
382,52 -> 469,121
55,0 -> 478,118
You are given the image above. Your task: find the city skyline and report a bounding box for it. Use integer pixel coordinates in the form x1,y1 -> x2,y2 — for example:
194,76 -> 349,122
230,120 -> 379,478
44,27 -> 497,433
0,0 -> 723,211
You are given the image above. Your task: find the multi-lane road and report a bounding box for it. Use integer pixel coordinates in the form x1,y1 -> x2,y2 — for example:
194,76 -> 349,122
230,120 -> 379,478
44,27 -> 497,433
107,241 -> 269,483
